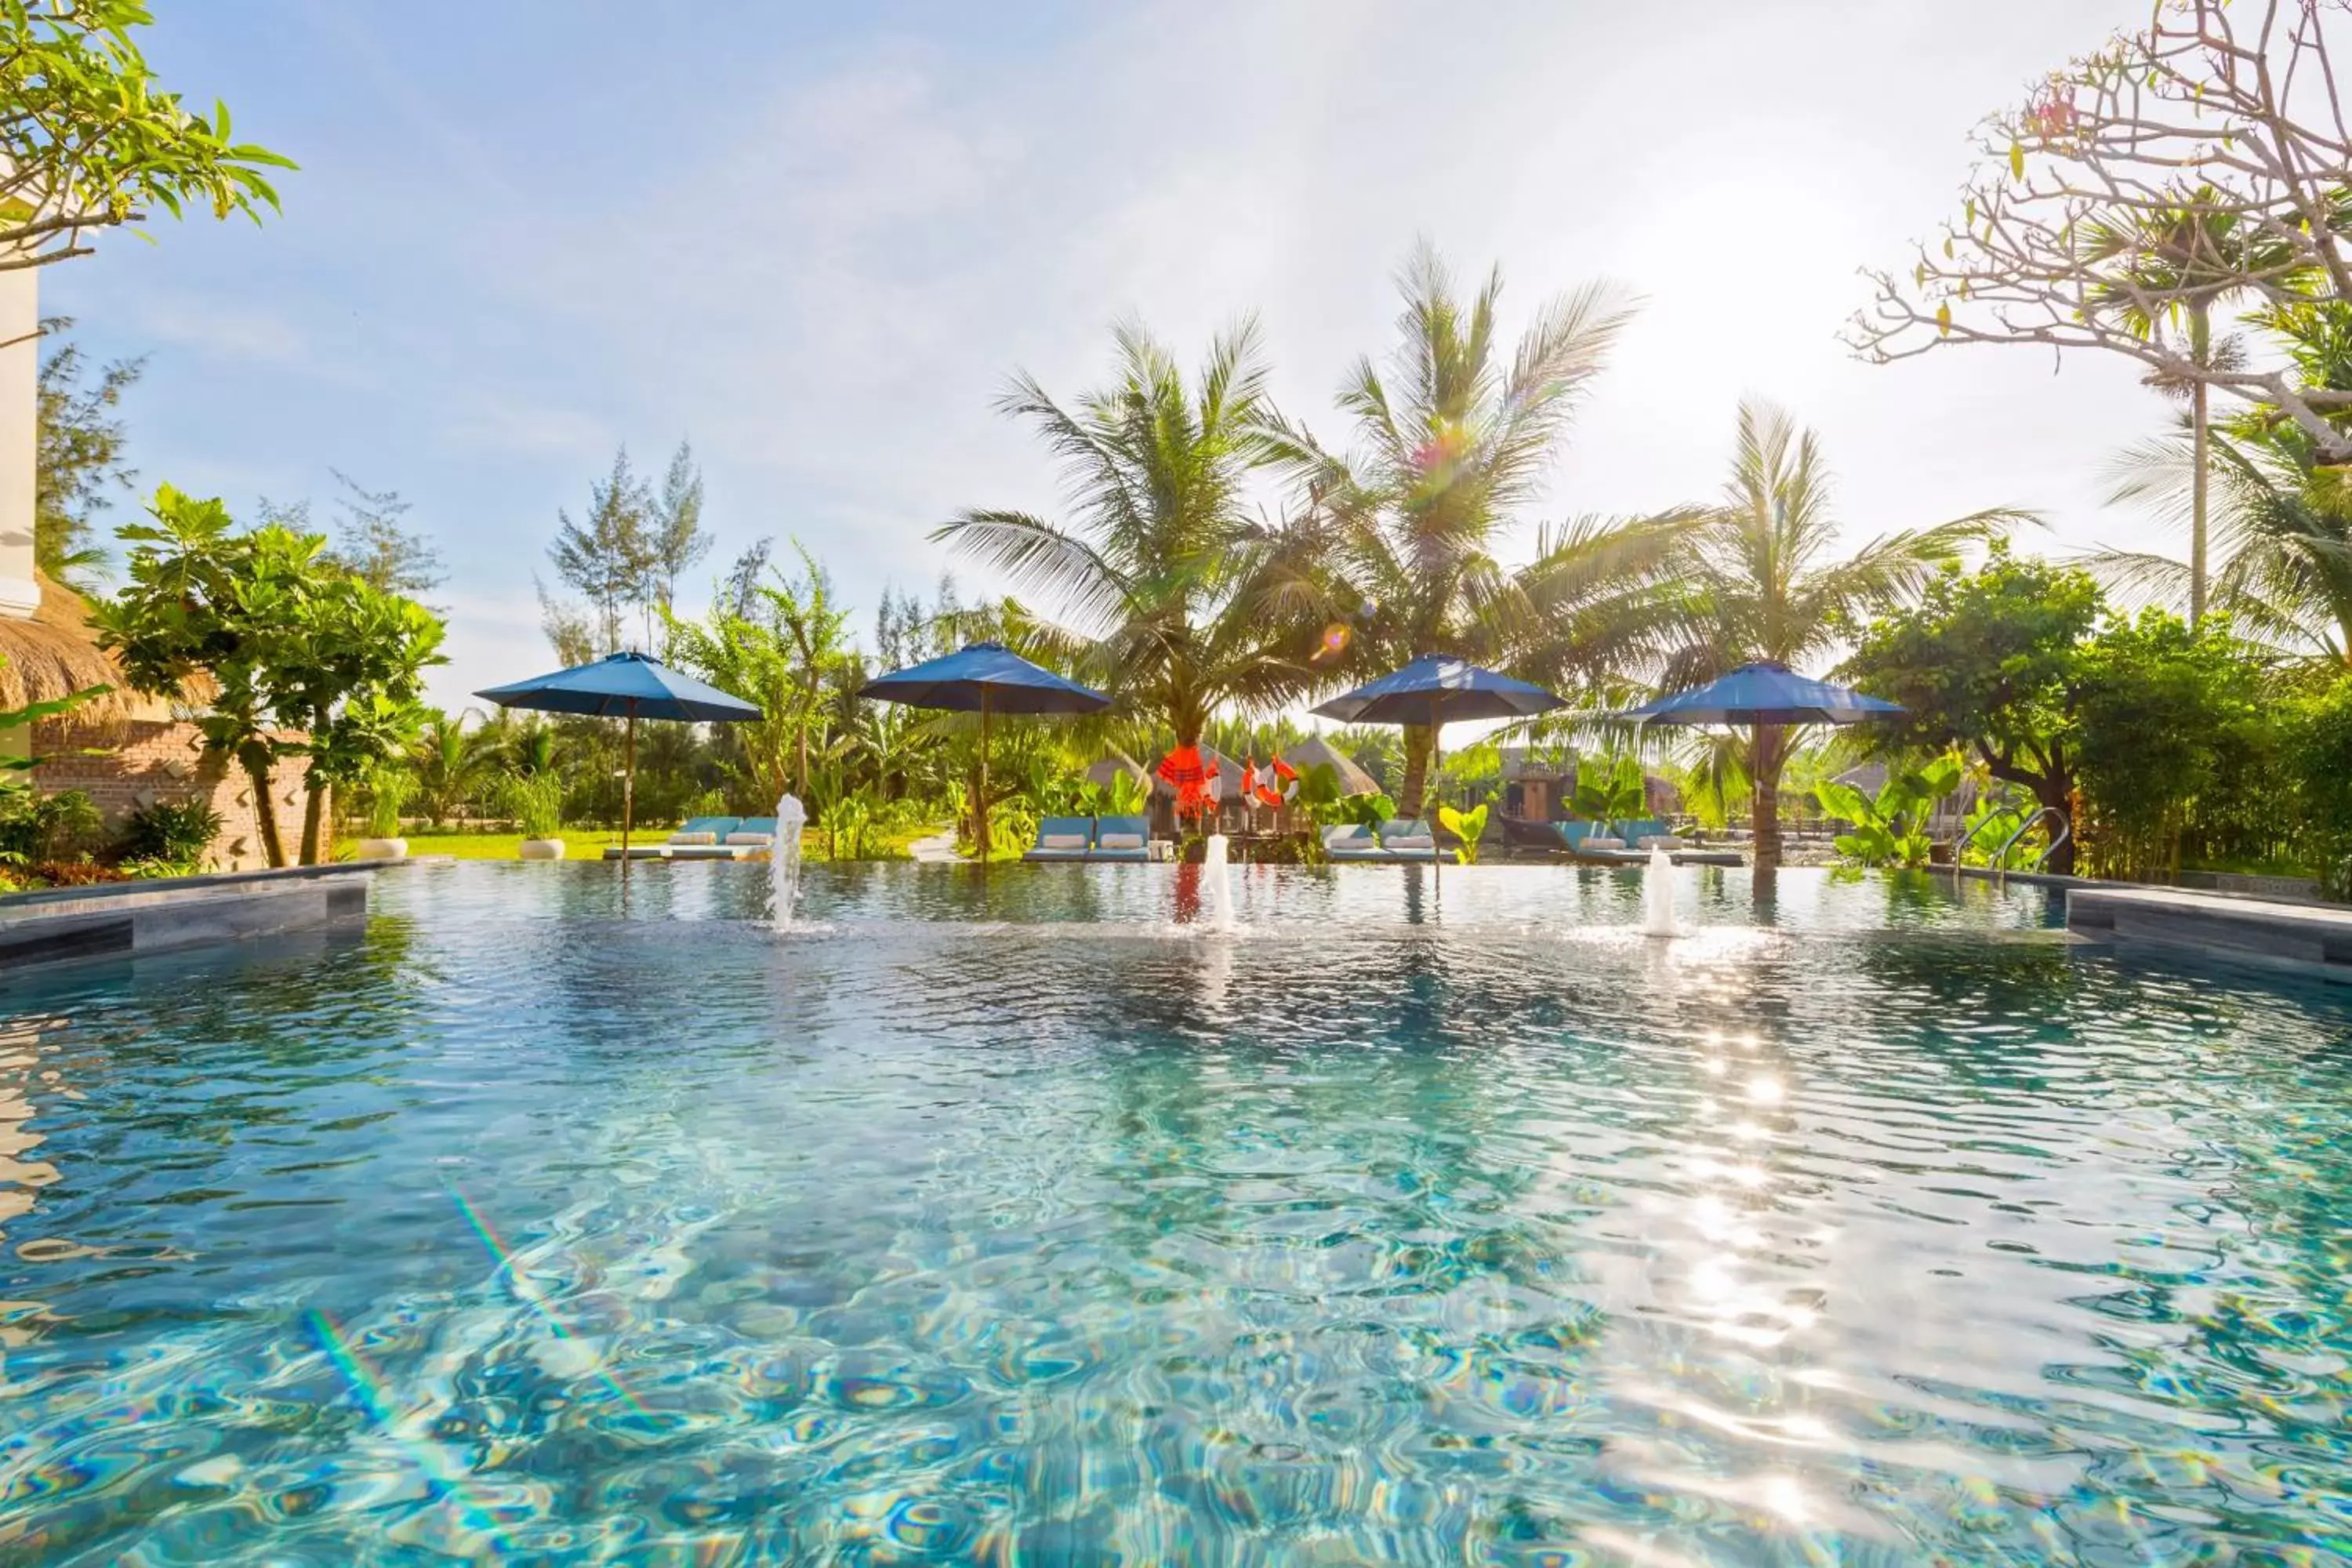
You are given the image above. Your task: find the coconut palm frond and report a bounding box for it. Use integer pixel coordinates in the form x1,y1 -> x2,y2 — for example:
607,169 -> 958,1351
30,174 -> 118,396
2077,546 -> 2194,608
931,510 -> 1131,636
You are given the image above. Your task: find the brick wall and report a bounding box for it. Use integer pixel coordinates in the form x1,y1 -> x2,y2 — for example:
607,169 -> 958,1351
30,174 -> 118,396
31,719 -> 324,871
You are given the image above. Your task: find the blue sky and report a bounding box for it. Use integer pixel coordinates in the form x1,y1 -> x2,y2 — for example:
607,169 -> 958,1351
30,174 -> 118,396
50,0 -> 2171,709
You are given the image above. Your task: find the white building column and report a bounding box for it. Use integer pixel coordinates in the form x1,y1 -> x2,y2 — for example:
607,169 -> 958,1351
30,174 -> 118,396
0,264 -> 38,622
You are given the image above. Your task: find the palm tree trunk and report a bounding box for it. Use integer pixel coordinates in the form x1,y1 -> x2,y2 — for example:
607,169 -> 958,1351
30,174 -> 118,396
2190,302 -> 2211,627
1397,724 -> 1435,817
1750,723 -> 1784,873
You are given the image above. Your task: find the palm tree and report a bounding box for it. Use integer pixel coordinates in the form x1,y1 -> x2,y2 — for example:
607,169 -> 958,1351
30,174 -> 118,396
2096,419 -> 2352,660
2081,190 -> 2299,624
936,318 -> 1326,753
1264,243 -> 1690,815
408,707 -> 495,828
1660,400 -> 2027,872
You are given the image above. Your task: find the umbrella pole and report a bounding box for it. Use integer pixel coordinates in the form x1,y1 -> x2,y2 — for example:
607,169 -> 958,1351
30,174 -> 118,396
1432,697 -> 1443,896
622,703 -> 637,867
978,690 -> 991,863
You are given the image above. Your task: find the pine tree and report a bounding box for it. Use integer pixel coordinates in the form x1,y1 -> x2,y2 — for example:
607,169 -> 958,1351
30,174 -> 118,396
549,447 -> 655,654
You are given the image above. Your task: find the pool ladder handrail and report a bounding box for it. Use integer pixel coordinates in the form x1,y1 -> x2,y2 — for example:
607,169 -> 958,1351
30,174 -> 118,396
1994,804 -> 2070,876
1940,811 -> 2008,871
1943,805 -> 2071,877
1938,804 -> 2070,879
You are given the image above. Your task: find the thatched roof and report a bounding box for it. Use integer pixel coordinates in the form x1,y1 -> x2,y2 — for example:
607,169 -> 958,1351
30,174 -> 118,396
1083,750 -> 1149,790
1291,735 -> 1379,797
0,570 -> 149,724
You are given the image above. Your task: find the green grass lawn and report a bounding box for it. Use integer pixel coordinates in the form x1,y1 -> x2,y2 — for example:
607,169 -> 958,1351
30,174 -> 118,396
394,822 -> 952,862
397,829 -> 632,860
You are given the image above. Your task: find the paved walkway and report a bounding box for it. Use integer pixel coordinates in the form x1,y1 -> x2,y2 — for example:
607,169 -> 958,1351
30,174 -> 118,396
907,831 -> 966,864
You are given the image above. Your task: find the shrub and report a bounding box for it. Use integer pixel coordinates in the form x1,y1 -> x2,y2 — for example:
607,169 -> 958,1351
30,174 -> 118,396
122,855 -> 202,880
0,789 -> 102,866
119,797 -> 223,867
497,773 -> 565,839
1438,800 -> 1490,864
30,858 -> 127,887
2291,673 -> 2352,898
362,767 -> 412,839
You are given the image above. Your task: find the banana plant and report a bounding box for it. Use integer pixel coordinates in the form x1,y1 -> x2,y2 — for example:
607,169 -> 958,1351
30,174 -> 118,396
1437,800 -> 1490,863
1813,753 -> 1963,869
1572,753 -> 1646,837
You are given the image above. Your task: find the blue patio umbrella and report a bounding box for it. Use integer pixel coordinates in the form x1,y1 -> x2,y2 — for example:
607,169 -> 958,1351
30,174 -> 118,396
1617,660 -> 1901,727
477,650 -> 763,862
1313,653 -> 1568,728
1312,655 -> 1567,870
1618,659 -> 1901,874
860,641 -> 1111,858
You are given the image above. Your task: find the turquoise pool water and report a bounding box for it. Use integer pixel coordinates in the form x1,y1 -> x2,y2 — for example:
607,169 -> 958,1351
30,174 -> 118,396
2,862 -> 2347,1565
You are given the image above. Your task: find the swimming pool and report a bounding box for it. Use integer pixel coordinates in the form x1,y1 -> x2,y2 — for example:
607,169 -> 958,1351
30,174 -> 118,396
2,861 -> 2346,1564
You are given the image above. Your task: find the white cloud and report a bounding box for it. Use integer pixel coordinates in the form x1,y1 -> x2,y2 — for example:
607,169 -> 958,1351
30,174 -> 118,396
134,294 -> 307,365
440,399 -> 612,459
143,0 -> 2187,700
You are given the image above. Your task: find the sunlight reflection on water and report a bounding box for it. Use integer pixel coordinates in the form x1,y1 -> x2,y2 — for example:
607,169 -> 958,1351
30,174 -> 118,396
0,862 -> 2345,1564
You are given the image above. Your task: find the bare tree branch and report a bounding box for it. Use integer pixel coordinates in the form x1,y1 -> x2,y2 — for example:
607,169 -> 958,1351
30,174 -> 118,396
1850,0 -> 2352,462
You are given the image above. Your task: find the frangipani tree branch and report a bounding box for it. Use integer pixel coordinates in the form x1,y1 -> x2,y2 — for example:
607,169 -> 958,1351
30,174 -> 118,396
1850,0 -> 2352,461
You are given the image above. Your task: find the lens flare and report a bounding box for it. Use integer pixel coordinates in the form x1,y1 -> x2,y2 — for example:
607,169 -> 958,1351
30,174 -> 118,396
1314,622 -> 1353,661
448,1181 -> 649,1417
308,1308 -> 514,1553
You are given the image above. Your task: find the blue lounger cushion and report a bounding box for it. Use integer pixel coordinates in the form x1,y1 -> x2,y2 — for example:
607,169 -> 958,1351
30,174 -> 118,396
1378,819 -> 1438,858
1025,816 -> 1096,862
1084,815 -> 1150,862
673,816 -> 740,843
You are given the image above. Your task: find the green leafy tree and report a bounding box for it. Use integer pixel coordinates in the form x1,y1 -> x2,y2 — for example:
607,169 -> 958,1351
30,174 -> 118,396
2289,673 -> 2352,897
274,569 -> 445,864
0,1 -> 294,272
2073,609 -> 2272,880
34,316 -> 140,588
1660,400 -> 2026,872
1263,244 -> 1690,815
96,487 -> 304,865
95,485 -> 443,867
1842,545 -> 2100,873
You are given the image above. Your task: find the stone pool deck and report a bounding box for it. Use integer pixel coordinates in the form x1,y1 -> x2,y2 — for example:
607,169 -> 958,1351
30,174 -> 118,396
0,859 -> 427,979
2067,884 -> 2352,985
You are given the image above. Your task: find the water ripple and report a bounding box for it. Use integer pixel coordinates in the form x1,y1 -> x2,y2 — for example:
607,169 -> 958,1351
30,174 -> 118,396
0,862 -> 2347,1563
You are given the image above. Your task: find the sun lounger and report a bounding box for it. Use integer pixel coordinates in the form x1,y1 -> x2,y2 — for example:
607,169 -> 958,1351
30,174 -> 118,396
1085,815 -> 1150,863
604,815 -> 767,861
1326,820 -> 1441,863
1023,815 -> 1095,863
1377,818 -> 1439,862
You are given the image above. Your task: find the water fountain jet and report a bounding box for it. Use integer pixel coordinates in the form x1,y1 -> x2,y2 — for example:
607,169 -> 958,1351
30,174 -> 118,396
1202,833 -> 1236,932
1640,844 -> 1680,938
771,795 -> 806,930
